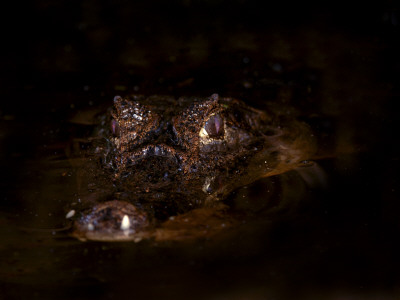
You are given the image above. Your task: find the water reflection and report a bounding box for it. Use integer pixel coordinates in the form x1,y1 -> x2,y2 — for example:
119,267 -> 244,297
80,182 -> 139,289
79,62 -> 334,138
0,106 -> 396,298
0,1 -> 398,298
0,145 -> 384,299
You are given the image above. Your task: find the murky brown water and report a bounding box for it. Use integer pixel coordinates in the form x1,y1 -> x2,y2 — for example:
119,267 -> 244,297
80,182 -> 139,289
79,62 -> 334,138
1,1 -> 399,299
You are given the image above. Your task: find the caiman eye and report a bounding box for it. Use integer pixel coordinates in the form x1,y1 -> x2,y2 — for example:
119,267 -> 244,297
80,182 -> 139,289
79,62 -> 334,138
111,119 -> 120,136
204,114 -> 224,138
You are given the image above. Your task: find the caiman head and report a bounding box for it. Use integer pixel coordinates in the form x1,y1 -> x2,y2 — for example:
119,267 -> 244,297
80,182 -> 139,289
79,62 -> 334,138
72,94 -> 316,241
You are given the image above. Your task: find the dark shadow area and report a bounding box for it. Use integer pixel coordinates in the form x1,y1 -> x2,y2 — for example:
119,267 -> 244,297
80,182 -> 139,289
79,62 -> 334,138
0,1 -> 399,299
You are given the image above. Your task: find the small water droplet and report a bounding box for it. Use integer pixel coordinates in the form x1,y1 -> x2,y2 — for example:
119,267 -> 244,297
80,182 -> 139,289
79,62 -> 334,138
65,210 -> 75,219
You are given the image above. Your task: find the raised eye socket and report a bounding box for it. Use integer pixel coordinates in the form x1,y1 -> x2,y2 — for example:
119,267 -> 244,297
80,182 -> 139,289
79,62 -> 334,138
111,119 -> 120,136
204,114 -> 224,138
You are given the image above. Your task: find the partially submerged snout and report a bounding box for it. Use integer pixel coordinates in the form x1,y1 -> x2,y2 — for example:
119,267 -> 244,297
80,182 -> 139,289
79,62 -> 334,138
72,201 -> 151,241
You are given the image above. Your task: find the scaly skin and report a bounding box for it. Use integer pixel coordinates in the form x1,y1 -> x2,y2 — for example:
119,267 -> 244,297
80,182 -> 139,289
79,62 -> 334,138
71,94 -> 316,241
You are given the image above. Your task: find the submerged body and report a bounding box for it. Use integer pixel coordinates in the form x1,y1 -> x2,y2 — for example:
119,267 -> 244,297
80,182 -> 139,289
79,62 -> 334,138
70,94 -> 316,241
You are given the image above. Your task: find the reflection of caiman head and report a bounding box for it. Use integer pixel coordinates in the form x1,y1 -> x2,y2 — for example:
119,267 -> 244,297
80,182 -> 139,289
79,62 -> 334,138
73,94 -> 316,241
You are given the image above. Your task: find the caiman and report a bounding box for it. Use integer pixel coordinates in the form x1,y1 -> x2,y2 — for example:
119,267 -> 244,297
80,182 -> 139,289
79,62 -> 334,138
67,94 -> 317,242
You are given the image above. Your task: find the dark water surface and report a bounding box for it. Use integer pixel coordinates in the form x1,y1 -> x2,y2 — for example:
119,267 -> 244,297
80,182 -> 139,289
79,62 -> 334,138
1,1 -> 399,299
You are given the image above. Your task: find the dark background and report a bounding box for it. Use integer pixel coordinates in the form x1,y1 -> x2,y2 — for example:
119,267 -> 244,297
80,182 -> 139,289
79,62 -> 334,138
0,1 -> 399,299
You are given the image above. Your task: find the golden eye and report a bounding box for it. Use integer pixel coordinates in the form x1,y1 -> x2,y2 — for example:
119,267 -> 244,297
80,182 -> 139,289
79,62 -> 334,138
204,114 -> 224,139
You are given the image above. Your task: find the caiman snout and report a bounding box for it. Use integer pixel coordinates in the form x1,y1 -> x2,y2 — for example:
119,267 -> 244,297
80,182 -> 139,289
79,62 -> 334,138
73,200 -> 150,241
